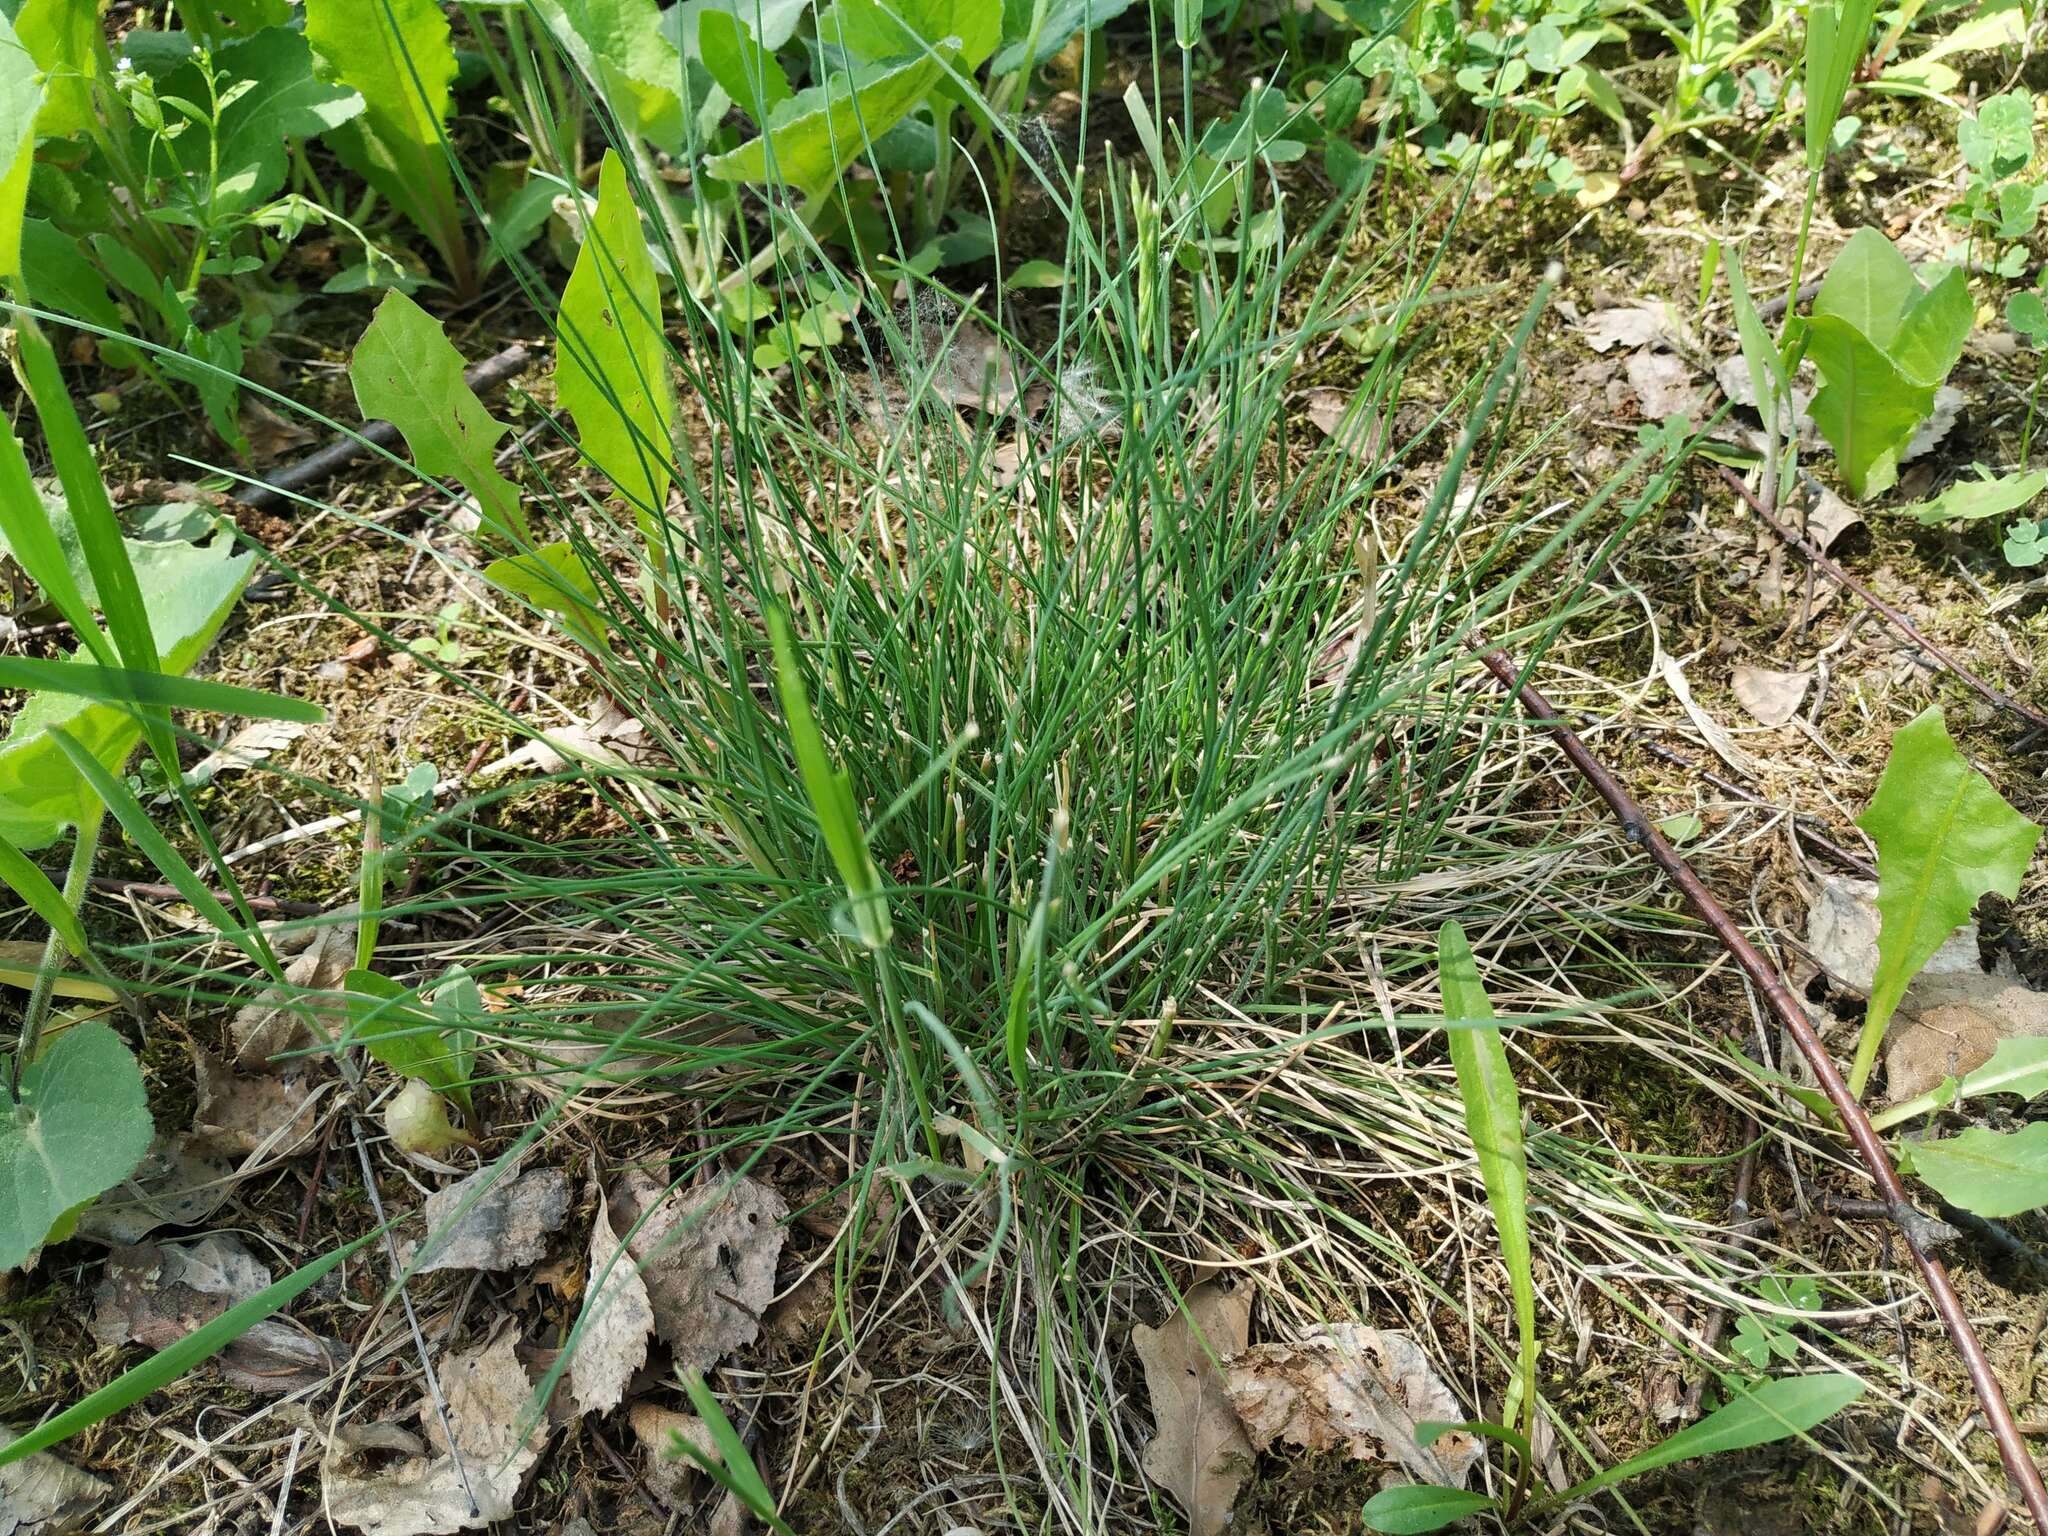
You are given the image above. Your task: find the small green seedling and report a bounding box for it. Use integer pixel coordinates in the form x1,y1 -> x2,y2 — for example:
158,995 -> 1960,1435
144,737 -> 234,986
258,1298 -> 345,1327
1949,93 -> 2044,279
1729,1275 -> 1823,1370
1801,229 -> 1972,499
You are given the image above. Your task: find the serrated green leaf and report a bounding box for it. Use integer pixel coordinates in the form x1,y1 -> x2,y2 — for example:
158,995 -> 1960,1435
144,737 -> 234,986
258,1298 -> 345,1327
163,28 -> 365,215
1803,314 -> 1930,500
0,528 -> 252,849
1888,266 -> 1973,389
529,0 -> 684,149
833,0 -> 999,68
1437,921 -> 1536,1442
556,151 -> 677,534
1566,1375 -> 1864,1498
352,291 -> 528,543
1361,1485 -> 1496,1533
483,541 -> 612,656
1849,707 -> 2042,1096
1899,467 -> 2048,524
1903,1123 -> 2048,1217
705,53 -> 950,201
305,0 -> 463,278
0,9 -> 41,282
9,0 -> 97,140
0,1020 -> 153,1270
698,7 -> 792,123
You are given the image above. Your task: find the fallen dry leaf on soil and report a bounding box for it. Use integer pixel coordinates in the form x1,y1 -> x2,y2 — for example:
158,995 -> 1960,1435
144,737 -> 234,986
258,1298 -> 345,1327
1132,1278 -> 1254,1536
1303,389 -> 1384,459
628,1402 -> 718,1504
1730,665 -> 1813,728
324,1330 -> 546,1536
1224,1323 -> 1481,1487
1624,349 -> 1701,421
190,1048 -> 323,1157
401,1166 -> 569,1275
571,1186 -> 656,1416
613,1170 -> 788,1372
1577,304 -> 1668,354
186,719 -> 308,787
910,317 -> 1020,413
0,1428 -> 107,1536
238,399 -> 315,464
1800,486 -> 1862,553
1659,653 -> 1763,778
76,1133 -> 235,1244
232,917 -> 355,1067
91,1235 -> 335,1393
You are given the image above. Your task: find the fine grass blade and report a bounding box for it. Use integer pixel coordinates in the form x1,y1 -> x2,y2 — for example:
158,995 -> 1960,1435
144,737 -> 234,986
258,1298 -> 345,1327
0,1227 -> 382,1466
1437,920 -> 1537,1467
674,1371 -> 798,1536
0,657 -> 326,723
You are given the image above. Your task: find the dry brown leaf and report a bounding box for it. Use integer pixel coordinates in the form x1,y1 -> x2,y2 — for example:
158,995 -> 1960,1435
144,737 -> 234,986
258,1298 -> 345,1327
1730,665 -> 1813,728
613,1170 -> 788,1372
323,1330 -> 546,1536
915,318 -> 1020,413
231,917 -> 355,1068
76,1133 -> 235,1244
190,1048 -> 322,1157
1624,349 -> 1701,421
1224,1324 -> 1481,1487
400,1166 -> 569,1275
239,399 -> 315,465
1801,486 -> 1862,553
90,1236 -> 335,1394
1807,874 -> 1980,998
628,1402 -> 718,1505
1577,305 -> 1667,354
1303,389 -> 1383,459
186,719 -> 309,787
1659,653 -> 1763,778
0,1429 -> 107,1536
1132,1278 -> 1254,1536
571,1187 -> 655,1416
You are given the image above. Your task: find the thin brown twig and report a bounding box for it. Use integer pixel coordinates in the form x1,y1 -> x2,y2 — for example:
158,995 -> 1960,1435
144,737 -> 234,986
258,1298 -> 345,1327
1474,642 -> 2048,1531
1714,464 -> 2048,735
89,876 -> 324,918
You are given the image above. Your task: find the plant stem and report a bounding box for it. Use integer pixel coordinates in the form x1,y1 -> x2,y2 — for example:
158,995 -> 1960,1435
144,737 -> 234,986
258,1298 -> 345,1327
1779,170 -> 1821,342
12,813 -> 105,1096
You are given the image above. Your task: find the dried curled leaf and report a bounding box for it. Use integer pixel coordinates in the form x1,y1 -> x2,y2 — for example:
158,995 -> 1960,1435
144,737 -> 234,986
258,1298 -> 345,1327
1132,1278 -> 1254,1536
612,1170 -> 787,1372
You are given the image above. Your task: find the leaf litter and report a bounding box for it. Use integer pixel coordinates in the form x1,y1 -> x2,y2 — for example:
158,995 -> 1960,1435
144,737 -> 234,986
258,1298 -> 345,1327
90,1234 -> 337,1394
0,1428 -> 107,1536
610,1168 -> 788,1370
570,1185 -> 656,1416
1132,1277 -> 1255,1536
398,1165 -> 569,1274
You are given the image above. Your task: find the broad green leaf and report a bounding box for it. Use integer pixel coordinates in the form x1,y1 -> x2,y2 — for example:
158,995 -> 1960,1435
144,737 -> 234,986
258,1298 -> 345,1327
1899,467 -> 2047,524
833,0 -> 1000,68
1875,1037 -> 2048,1130
0,1019 -> 153,1270
1813,227 -> 1917,353
1803,314 -> 1930,500
9,0 -> 97,140
705,53 -> 951,201
698,8 -> 792,123
1566,1375 -> 1864,1498
0,1226 -> 379,1463
555,151 -> 677,533
1849,707 -> 2041,1096
304,0 -> 463,278
0,416 -> 110,666
1903,1124 -> 2048,1216
483,541 -> 612,655
664,0 -> 810,54
0,656 -> 322,722
163,28 -> 365,215
18,218 -> 143,369
1804,0 -> 1877,171
1361,1485 -> 1496,1534
0,9 -> 41,282
528,0 -> 684,149
1415,1418 -> 1531,1461
1888,267 -> 1972,388
0,829 -> 91,956
1437,921 -> 1536,1438
767,605 -> 892,949
343,969 -> 474,1115
1958,92 -> 2033,178
0,525 -> 251,849
991,0 -> 1136,74
352,291 -> 528,543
